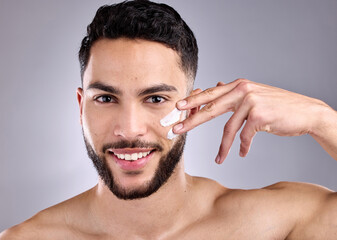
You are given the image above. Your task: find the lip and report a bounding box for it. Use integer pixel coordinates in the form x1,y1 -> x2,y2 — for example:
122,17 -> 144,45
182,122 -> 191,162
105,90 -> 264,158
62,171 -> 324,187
108,149 -> 155,171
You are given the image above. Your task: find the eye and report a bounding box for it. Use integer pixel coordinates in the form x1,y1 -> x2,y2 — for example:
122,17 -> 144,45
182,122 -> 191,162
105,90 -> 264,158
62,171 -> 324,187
95,95 -> 116,103
145,96 -> 166,104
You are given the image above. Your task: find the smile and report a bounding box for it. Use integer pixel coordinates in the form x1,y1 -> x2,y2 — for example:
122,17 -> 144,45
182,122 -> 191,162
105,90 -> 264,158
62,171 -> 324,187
107,149 -> 155,171
113,151 -> 152,161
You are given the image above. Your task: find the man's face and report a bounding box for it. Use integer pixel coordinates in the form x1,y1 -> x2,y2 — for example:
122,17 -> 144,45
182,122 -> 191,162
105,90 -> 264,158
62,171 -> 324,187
77,38 -> 189,200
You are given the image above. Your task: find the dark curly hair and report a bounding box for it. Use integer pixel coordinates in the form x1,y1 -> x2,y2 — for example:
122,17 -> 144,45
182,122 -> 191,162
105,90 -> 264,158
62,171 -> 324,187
78,0 -> 198,86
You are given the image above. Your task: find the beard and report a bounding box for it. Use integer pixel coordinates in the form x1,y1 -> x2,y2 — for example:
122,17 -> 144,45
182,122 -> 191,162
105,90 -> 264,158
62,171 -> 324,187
83,133 -> 186,200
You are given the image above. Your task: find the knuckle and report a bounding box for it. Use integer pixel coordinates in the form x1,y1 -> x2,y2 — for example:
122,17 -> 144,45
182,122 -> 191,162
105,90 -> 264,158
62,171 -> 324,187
235,78 -> 250,84
203,102 -> 216,113
240,132 -> 250,144
223,122 -> 233,136
203,87 -> 215,97
263,125 -> 271,133
243,92 -> 258,105
237,81 -> 254,94
249,108 -> 264,123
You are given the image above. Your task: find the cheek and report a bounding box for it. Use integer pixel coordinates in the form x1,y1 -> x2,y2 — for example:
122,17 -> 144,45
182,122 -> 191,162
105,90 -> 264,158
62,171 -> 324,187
147,111 -> 169,139
81,106 -> 112,149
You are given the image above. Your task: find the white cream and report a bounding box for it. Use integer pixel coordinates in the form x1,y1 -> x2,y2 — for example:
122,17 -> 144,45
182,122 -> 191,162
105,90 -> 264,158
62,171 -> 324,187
167,128 -> 178,140
160,108 -> 182,127
160,108 -> 184,140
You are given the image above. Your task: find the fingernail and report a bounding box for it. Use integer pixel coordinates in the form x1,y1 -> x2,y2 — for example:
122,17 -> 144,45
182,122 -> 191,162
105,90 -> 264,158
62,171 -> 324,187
215,155 -> 221,164
177,100 -> 187,108
173,123 -> 183,132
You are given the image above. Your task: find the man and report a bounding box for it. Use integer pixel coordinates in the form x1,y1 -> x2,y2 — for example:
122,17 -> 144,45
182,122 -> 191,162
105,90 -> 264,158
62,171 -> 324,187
1,0 -> 336,239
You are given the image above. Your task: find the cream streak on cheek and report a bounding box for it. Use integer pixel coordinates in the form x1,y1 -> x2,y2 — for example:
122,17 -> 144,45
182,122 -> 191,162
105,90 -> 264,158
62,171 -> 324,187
160,107 -> 184,140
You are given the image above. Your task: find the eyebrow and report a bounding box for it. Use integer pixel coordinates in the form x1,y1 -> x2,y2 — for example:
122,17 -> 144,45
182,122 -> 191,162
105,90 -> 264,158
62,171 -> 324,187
86,82 -> 177,96
138,84 -> 178,96
87,82 -> 121,95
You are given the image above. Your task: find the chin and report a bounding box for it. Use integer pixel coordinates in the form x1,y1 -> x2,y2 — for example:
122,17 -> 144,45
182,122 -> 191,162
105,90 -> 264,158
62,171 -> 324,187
114,171 -> 155,189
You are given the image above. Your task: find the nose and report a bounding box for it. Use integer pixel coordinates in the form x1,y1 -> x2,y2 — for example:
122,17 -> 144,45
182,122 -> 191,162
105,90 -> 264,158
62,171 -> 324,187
113,103 -> 148,140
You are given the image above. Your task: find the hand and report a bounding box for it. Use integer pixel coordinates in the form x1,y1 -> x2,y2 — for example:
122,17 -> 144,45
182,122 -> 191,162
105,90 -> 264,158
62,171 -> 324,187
173,79 -> 333,163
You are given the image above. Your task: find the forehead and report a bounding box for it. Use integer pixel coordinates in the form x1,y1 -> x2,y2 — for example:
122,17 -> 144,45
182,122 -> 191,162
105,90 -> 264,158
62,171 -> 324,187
83,38 -> 187,93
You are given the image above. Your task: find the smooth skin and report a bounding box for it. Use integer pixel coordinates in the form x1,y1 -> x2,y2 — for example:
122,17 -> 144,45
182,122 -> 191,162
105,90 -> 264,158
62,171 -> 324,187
1,38 -> 337,240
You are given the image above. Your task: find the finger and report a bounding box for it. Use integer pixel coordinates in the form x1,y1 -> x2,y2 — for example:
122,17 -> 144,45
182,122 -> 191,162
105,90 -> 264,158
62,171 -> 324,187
173,86 -> 245,134
190,88 -> 203,95
239,120 -> 257,157
216,101 -> 251,164
176,78 -> 250,110
189,88 -> 203,116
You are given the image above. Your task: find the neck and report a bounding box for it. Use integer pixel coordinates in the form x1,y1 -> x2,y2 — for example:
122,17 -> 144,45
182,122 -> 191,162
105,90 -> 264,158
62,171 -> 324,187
88,159 -> 195,238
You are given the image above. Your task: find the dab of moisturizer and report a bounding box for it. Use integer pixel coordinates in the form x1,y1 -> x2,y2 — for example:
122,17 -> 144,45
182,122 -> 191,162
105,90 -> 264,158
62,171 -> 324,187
160,108 -> 183,140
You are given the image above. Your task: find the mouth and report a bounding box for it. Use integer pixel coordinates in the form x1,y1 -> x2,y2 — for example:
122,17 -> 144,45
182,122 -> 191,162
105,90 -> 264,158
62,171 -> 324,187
109,150 -> 153,161
107,148 -> 156,171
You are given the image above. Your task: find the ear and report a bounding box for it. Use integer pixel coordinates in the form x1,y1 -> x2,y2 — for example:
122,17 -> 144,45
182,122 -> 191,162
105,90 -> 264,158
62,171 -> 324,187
76,88 -> 84,125
187,88 -> 202,117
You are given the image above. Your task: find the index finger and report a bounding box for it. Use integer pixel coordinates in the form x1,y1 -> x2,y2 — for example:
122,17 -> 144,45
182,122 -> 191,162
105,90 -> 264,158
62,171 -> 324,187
176,79 -> 249,110
173,85 -> 246,134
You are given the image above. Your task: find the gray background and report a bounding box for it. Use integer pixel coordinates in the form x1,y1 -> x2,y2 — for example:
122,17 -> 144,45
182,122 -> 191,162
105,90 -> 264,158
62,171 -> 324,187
1,0 -> 336,231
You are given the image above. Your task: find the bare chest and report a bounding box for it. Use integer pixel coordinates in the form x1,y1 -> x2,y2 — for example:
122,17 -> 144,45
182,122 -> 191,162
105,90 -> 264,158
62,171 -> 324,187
165,218 -> 289,240
39,219 -> 289,240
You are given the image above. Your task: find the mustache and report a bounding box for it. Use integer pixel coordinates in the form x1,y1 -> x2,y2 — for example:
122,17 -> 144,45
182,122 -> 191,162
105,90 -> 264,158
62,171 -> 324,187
102,139 -> 164,153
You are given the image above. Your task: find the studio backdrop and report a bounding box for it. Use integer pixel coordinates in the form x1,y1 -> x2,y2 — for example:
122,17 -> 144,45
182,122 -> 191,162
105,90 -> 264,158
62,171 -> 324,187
1,0 -> 337,231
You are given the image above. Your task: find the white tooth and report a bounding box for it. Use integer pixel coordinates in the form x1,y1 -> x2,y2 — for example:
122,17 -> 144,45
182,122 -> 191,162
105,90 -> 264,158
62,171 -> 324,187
143,151 -> 151,157
131,153 -> 138,160
115,151 -> 152,160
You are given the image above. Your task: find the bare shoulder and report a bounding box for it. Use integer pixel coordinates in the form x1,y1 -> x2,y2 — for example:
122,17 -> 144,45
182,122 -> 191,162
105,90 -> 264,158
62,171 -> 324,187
216,181 -> 333,206
215,181 -> 334,215
263,180 -> 334,194
214,181 -> 336,238
0,210 -> 54,240
0,222 -> 36,240
262,181 -> 334,215
266,181 -> 337,239
0,189 -> 94,240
